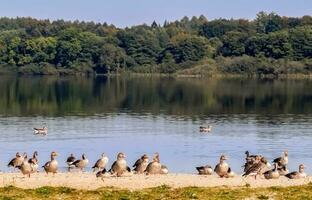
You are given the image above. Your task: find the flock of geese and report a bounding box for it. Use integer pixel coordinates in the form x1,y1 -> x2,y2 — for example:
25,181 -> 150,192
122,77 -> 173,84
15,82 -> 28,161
5,126 -> 301,180
5,149 -> 307,180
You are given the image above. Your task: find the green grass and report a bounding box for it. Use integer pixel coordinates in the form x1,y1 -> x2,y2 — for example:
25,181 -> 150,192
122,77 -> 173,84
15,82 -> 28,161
1,183 -> 312,199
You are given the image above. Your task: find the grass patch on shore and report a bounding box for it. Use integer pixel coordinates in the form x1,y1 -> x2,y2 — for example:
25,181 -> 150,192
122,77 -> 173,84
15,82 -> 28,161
1,183 -> 312,199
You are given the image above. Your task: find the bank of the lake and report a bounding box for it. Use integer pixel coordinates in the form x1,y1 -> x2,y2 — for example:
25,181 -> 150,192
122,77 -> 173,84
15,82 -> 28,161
1,181 -> 312,199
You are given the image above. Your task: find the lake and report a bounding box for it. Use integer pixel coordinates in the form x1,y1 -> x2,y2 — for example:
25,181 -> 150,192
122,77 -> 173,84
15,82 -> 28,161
0,76 -> 311,173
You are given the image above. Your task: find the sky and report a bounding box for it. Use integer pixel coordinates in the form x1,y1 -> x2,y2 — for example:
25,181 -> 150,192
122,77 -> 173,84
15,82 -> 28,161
0,0 -> 311,27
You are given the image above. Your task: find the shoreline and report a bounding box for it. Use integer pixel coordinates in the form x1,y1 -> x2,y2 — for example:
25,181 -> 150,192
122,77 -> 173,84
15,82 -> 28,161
0,172 -> 310,190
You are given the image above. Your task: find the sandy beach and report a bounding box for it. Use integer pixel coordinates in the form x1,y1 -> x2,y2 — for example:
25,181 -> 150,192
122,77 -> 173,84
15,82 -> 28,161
0,172 -> 310,190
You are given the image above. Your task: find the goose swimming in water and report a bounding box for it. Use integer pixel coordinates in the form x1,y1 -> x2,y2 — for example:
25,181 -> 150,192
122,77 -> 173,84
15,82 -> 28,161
133,154 -> 149,174
145,153 -> 162,175
214,155 -> 229,178
199,125 -> 212,132
33,126 -> 48,135
92,153 -> 109,172
42,151 -> 58,175
109,152 -> 128,177
196,165 -> 213,175
285,164 -> 307,179
72,154 -> 89,171
8,152 -> 25,169
264,163 -> 280,179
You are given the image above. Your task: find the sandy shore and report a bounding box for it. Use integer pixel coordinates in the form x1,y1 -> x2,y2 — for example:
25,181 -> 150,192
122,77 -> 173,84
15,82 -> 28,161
0,172 -> 311,190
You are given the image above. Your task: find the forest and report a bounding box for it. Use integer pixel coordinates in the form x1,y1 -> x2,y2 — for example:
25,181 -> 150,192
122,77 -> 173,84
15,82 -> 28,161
0,12 -> 311,76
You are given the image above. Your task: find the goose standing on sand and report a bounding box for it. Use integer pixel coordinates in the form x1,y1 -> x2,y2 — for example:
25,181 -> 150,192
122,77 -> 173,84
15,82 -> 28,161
196,165 -> 213,175
66,153 -> 76,172
33,126 -> 48,135
8,152 -> 25,169
145,153 -> 162,175
42,151 -> 58,175
214,155 -> 229,178
17,153 -> 33,178
285,164 -> 307,179
199,125 -> 212,132
133,154 -> 149,174
72,154 -> 89,171
96,168 -> 110,179
273,150 -> 288,168
264,163 -> 280,179
28,151 -> 39,173
110,152 -> 128,177
242,157 -> 269,179
92,153 -> 109,172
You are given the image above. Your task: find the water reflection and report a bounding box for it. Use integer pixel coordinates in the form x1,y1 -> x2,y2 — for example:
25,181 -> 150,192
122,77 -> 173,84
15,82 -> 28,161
1,76 -> 312,117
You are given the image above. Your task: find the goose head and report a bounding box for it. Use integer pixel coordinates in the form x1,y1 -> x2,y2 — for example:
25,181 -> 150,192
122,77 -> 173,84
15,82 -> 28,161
82,154 -> 87,160
51,151 -> 58,159
16,152 -> 21,158
219,154 -> 227,162
153,152 -> 160,162
142,154 -> 149,162
299,164 -> 305,173
283,150 -> 288,157
117,152 -> 126,160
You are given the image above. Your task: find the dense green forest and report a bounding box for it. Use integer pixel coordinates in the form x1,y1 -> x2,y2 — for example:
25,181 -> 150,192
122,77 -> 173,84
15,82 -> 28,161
0,12 -> 311,76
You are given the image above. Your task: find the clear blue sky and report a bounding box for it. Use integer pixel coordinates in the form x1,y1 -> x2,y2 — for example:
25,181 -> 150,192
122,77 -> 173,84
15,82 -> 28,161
0,0 -> 311,27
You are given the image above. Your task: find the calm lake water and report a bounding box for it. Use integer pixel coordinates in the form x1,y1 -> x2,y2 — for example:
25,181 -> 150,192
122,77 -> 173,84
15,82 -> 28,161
0,76 -> 312,173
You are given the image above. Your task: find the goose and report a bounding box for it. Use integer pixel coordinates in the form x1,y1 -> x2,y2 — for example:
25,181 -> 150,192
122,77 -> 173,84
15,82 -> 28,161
264,163 -> 280,179
285,164 -> 307,179
214,155 -> 229,178
133,154 -> 149,174
92,153 -> 109,172
8,152 -> 25,169
34,126 -> 48,135
196,165 -> 213,175
109,152 -> 128,177
199,125 -> 212,132
66,153 -> 76,172
278,166 -> 289,176
42,151 -> 58,175
273,150 -> 288,168
17,153 -> 33,178
160,164 -> 169,174
96,168 -> 110,179
225,167 -> 235,178
72,154 -> 89,171
28,151 -> 39,173
242,157 -> 269,179
145,153 -> 162,175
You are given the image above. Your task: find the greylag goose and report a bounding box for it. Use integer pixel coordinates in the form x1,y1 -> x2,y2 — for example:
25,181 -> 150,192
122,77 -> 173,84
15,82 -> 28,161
42,151 -> 58,175
214,155 -> 229,178
145,153 -> 162,175
199,125 -> 212,132
196,165 -> 213,175
8,152 -> 25,169
33,126 -> 48,135
72,154 -> 89,171
133,154 -> 149,174
273,150 -> 288,168
92,153 -> 109,172
28,151 -> 39,173
264,163 -> 280,179
17,153 -> 33,178
109,152 -> 128,177
285,164 -> 307,179
66,153 -> 76,172
242,157 -> 269,179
